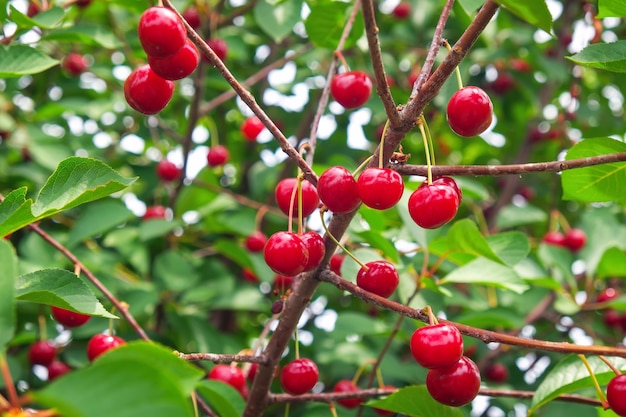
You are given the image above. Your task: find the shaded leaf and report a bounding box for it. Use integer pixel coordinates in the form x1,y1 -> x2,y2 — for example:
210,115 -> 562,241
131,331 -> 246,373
0,45 -> 59,78
154,251 -> 201,292
441,257 -> 529,293
365,385 -> 463,417
578,206 -> 626,276
43,25 -> 121,49
66,199 -> 134,247
0,240 -> 17,351
447,219 -> 501,263
486,231 -> 530,267
567,40 -> 626,72
495,204 -> 548,229
495,0 -> 552,33
196,380 -> 246,417
305,1 -> 364,50
254,0 -> 303,43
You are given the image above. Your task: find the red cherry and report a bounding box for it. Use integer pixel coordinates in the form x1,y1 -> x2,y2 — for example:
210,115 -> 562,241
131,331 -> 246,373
317,166 -> 361,213
542,231 -> 567,247
75,0 -> 92,7
408,180 -> 460,229
330,254 -> 344,276
27,2 -> 40,17
244,231 -> 268,253
156,159 -> 180,182
47,361 -> 71,380
510,58 -> 532,72
330,71 -> 372,109
392,2 -> 411,19
274,178 -> 320,218
598,288 -> 619,303
273,275 -> 293,293
208,364 -> 246,390
605,310 -> 621,328
86,334 -> 126,361
124,65 -> 174,115
300,231 -> 325,272
143,205 -> 168,220
207,145 -> 230,167
410,323 -> 463,369
446,86 -> 493,137
242,268 -> 259,284
431,176 -> 462,203
63,53 -> 88,76
357,168 -> 404,210
148,39 -> 199,80
241,116 -> 265,141
138,6 -> 186,58
182,6 -> 201,29
489,73 -> 516,95
333,379 -> 362,409
485,363 -> 508,383
565,228 -> 586,252
51,306 -> 91,328
264,232 -> 309,276
426,356 -> 481,407
28,341 -> 56,366
206,38 -> 228,62
280,358 -> 319,395
607,374 -> 626,416
356,261 -> 399,298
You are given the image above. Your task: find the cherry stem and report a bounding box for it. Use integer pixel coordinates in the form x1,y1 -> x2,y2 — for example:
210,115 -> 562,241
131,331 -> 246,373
425,306 -> 437,326
297,175 -> 304,236
329,402 -> 339,417
375,367 -> 385,388
294,328 -> 300,360
578,354 -> 609,407
443,39 -> 464,90
38,309 -> 47,341
284,402 -> 290,417
333,51 -> 350,73
353,155 -> 374,178
352,359 -> 376,385
207,117 -> 220,148
191,391 -> 199,417
417,119 -> 433,185
599,355 -> 622,376
319,208 -> 368,270
0,392 -> 9,408
287,178 -> 299,234
420,114 -> 437,167
556,210 -> 572,233
254,206 -> 269,232
0,355 -> 18,407
378,121 -> 389,169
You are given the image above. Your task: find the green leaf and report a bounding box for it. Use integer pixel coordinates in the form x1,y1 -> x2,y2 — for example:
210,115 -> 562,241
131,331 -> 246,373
530,355 -> 626,415
440,257 -> 529,294
154,251 -> 200,292
365,385 -> 463,417
457,0 -> 485,16
494,0 -> 552,33
9,5 -> 65,29
446,219 -> 501,263
15,269 -> 117,319
305,0 -> 364,49
597,247 -> 626,278
454,308 -> 525,330
254,0 -> 303,43
43,24 -> 121,49
579,206 -> 626,276
567,40 -> 626,72
561,138 -> 626,203
0,45 -> 59,77
66,199 -> 134,247
597,0 -> 626,17
0,240 -> 17,351
355,230 -> 399,263
495,204 -> 548,229
333,312 -> 389,339
196,380 -> 246,417
33,342 -> 203,417
486,231 -> 530,267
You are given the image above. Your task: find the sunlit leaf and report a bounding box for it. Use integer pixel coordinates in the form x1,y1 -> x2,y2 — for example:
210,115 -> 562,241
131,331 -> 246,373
494,0 -> 552,33
365,385 -> 463,417
0,45 -> 59,77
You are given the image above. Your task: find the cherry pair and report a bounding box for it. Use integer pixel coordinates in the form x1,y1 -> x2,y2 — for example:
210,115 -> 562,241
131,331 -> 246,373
263,231 -> 324,276
408,176 -> 462,229
543,228 -> 587,252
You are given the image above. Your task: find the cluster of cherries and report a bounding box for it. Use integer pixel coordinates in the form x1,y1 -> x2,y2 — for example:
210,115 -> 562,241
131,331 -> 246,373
542,227 -> 587,252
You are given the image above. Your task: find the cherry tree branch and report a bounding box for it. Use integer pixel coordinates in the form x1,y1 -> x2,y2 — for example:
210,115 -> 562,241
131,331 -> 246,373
177,353 -> 266,364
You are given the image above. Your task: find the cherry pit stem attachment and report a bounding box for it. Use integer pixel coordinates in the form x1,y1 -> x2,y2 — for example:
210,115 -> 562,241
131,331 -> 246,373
443,39 -> 463,90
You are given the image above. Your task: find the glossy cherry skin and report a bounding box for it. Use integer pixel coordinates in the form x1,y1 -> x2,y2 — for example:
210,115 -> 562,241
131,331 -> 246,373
317,166 -> 361,213
446,86 -> 493,137
156,160 -> 180,182
244,231 -> 268,253
182,6 -> 201,29
241,116 -> 265,141
330,71 -> 372,109
124,65 -> 174,115
426,356 -> 480,407
264,231 -> 309,276
357,168 -> 404,210
28,340 -> 56,366
607,374 -> 626,416
51,306 -> 91,328
300,231 -> 325,272
143,205 -> 167,220
207,145 -> 230,167
565,228 -> 587,252
432,176 -> 462,203
333,379 -> 362,409
356,261 -> 399,299
63,53 -> 88,76
47,361 -> 71,380
208,364 -> 246,390
330,253 -> 344,276
542,231 -> 567,247
410,323 -> 463,369
86,334 -> 126,361
148,39 -> 199,81
138,6 -> 186,58
408,181 -> 460,229
484,363 -> 508,383
280,358 -> 319,395
206,38 -> 228,62
274,178 -> 320,218
392,2 -> 411,19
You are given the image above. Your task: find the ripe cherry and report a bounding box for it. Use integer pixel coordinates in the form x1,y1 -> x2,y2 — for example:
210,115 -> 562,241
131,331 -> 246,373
426,356 -> 481,407
47,361 -> 71,380
182,6 -> 201,29
207,145 -> 230,167
330,253 -> 344,276
446,86 -> 493,137
62,53 -> 88,76
392,2 -> 411,19
542,231 -> 567,248
356,261 -> 399,298
271,299 -> 284,314
484,363 -> 508,383
431,176 -> 462,202
300,231 -> 325,272
244,231 -> 268,253
410,323 -> 463,369
408,179 -> 461,229
331,71 -> 372,109
264,232 -> 309,276
138,6 -> 186,58
489,73 -> 516,95
242,268 -> 259,284
148,39 -> 199,80
51,306 -> 91,328
333,379 -> 362,409
317,166 -> 361,213
206,38 -> 228,62
241,116 -> 265,141
156,159 -> 180,182
28,341 -> 56,366
124,65 -> 174,115
357,168 -> 404,210
208,364 -> 246,390
565,228 -> 586,252
598,288 -> 619,303
280,358 -> 319,395
86,334 -> 126,361
607,374 -> 626,416
274,178 -> 320,218
143,205 -> 168,220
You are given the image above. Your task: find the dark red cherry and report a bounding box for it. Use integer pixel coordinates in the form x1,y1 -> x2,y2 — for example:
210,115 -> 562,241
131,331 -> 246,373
408,180 -> 460,229
607,374 -> 626,416
489,73 -> 516,95
280,358 -> 319,395
156,159 -> 181,182
138,6 -> 186,58
426,356 -> 481,407
357,168 -> 404,210
392,2 -> 411,19
485,363 -> 509,383
565,228 -> 586,252
264,232 -> 309,276
47,361 -> 71,380
51,306 -> 91,328
598,288 -> 619,303
542,231 -> 567,248
207,145 -> 230,167
63,53 -> 88,76
208,364 -> 246,390
300,231 -> 325,272
330,71 -> 372,109
274,178 -> 320,218
86,334 -> 126,361
356,261 -> 399,298
446,86 -> 493,137
242,268 -> 259,284
244,231 -> 268,253
124,65 -> 174,115
206,38 -> 228,62
28,341 -> 56,366
143,205 -> 167,220
330,254 -> 344,276
148,39 -> 199,80
410,323 -> 463,369
317,166 -> 361,213
333,379 -> 362,409
182,6 -> 201,29
241,116 -> 265,141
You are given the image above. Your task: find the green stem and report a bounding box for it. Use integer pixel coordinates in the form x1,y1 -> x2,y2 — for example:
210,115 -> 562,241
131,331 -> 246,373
353,155 -> 374,177
0,354 -> 18,407
319,209 -> 367,270
599,355 -> 622,376
418,120 -> 433,185
578,354 -> 609,407
294,328 -> 300,359
443,40 -> 463,90
378,120 -> 389,169
420,114 -> 436,167
297,175 -> 304,235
